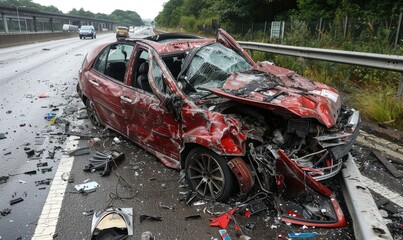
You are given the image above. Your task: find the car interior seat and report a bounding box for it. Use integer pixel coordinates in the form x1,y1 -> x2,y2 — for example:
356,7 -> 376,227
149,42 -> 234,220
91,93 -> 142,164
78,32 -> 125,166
107,62 -> 126,82
137,62 -> 152,92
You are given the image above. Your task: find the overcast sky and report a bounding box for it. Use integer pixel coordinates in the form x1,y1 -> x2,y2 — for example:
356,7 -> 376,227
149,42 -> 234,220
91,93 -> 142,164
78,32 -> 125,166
32,0 -> 167,19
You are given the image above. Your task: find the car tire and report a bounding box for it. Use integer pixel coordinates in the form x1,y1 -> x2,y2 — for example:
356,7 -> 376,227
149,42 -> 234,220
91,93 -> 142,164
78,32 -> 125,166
85,99 -> 101,126
185,147 -> 235,201
79,36 -> 82,39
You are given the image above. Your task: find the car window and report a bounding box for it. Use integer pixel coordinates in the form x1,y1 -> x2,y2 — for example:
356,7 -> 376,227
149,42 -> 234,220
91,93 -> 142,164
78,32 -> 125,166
185,43 -> 252,89
151,60 -> 171,96
93,44 -> 134,82
93,47 -> 109,73
132,49 -> 150,89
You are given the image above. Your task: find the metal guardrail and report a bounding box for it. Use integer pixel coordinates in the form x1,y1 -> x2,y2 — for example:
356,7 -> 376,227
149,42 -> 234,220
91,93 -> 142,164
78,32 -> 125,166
341,155 -> 393,240
238,41 -> 403,97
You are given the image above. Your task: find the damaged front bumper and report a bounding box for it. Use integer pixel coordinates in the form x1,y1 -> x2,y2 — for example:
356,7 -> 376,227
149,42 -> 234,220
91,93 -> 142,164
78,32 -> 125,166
312,109 -> 361,181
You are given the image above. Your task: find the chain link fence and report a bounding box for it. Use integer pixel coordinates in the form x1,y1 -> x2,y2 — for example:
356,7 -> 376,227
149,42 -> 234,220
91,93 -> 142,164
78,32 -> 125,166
192,14 -> 402,53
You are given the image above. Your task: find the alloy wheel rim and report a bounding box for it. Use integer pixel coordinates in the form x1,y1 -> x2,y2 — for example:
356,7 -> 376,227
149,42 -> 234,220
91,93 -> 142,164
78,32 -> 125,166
187,153 -> 225,200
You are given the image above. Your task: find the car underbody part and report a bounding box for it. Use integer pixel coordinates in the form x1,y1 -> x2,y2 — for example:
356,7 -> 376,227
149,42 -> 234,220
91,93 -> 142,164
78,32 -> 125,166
91,207 -> 133,240
84,150 -> 125,176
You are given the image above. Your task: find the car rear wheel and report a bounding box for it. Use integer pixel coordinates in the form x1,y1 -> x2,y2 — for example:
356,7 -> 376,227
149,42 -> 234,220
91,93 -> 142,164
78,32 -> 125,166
185,147 -> 234,201
86,99 -> 101,126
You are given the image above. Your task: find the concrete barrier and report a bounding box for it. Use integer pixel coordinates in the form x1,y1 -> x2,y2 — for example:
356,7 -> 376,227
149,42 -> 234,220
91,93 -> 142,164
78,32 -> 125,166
0,32 -> 78,48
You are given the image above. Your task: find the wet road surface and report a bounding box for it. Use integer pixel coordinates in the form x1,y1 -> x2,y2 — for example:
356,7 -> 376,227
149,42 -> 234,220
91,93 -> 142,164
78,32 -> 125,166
0,33 -> 113,239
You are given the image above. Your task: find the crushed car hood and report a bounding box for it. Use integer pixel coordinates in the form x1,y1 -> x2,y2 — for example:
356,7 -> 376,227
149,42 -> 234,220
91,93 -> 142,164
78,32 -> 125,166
207,62 -> 341,128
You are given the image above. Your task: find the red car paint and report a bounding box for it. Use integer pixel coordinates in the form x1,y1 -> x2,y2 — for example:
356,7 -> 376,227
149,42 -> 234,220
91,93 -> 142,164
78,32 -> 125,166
77,29 -> 359,228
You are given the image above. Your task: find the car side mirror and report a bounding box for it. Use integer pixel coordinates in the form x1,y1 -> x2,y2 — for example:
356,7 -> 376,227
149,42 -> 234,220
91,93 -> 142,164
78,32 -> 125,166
163,94 -> 183,121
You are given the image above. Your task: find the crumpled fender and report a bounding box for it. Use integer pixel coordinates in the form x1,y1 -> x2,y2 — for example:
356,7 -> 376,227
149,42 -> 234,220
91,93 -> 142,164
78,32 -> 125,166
181,105 -> 247,156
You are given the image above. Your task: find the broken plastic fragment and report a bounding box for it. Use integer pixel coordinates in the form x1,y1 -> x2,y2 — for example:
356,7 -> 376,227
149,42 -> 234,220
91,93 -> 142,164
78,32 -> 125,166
210,208 -> 237,229
288,232 -> 318,238
0,176 -> 10,184
0,133 -> 7,139
68,147 -> 90,156
219,229 -> 231,240
184,214 -> 202,220
83,150 -> 125,177
75,181 -> 99,192
139,214 -> 162,223
10,197 -> 24,205
1,208 -> 11,216
38,92 -> 49,98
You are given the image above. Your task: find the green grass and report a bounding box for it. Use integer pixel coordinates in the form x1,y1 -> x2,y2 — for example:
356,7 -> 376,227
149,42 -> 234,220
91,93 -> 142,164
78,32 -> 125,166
350,86 -> 403,128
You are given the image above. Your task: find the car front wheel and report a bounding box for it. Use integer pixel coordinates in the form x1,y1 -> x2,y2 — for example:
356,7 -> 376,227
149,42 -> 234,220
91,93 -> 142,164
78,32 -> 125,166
185,147 -> 234,201
85,99 -> 101,126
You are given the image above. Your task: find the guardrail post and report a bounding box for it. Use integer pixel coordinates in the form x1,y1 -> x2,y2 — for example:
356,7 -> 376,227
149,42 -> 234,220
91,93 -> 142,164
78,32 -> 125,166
343,16 -> 348,39
2,13 -> 9,33
397,72 -> 403,98
395,12 -> 402,48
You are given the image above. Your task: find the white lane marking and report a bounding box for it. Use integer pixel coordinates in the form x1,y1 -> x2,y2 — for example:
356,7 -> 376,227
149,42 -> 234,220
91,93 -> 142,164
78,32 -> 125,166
32,136 -> 79,240
361,175 -> 403,208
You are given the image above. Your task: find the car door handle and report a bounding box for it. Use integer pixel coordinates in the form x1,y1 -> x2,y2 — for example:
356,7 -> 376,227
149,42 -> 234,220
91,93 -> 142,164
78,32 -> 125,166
120,96 -> 132,103
89,79 -> 99,87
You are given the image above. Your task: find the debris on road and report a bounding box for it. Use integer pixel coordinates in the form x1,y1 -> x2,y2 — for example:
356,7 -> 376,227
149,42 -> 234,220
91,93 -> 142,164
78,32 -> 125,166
139,214 -> 162,223
10,197 -> 24,205
83,209 -> 94,216
83,150 -> 125,176
68,146 -> 90,156
35,179 -> 52,186
372,150 -> 403,178
0,176 -> 9,184
0,208 -> 11,216
184,214 -> 202,220
141,231 -> 154,240
38,92 -> 49,98
0,132 -> 7,139
41,167 -> 53,173
288,232 -> 319,238
210,208 -> 236,229
219,229 -> 231,240
74,181 -> 99,193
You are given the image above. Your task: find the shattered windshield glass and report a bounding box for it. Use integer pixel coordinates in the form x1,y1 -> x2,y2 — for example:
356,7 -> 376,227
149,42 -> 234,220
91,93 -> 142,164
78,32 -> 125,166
186,43 -> 252,89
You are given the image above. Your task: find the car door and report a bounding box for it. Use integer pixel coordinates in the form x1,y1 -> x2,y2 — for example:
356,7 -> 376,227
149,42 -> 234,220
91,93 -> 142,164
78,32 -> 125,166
88,43 -> 133,134
216,28 -> 255,65
121,45 -> 182,161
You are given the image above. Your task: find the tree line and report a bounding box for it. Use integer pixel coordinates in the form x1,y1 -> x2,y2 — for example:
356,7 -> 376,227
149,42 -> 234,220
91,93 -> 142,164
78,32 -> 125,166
0,0 -> 144,26
155,0 -> 402,30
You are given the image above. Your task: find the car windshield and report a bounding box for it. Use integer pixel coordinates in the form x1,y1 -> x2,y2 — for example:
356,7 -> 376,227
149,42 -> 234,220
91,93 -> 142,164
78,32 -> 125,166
186,43 -> 252,89
81,26 -> 92,30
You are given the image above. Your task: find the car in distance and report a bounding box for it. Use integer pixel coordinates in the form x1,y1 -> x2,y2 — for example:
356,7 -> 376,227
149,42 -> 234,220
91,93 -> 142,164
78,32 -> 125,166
77,29 -> 360,227
116,26 -> 129,40
79,25 -> 96,39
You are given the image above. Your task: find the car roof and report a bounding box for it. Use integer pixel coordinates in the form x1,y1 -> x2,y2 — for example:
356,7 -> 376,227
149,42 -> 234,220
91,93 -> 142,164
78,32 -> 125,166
126,32 -> 215,54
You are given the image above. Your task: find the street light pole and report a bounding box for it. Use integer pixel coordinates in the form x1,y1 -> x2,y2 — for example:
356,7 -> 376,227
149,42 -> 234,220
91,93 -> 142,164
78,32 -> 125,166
16,6 -> 21,32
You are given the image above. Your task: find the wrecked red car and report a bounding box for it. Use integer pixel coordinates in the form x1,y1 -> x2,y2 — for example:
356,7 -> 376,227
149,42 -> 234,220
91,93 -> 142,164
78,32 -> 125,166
77,29 -> 360,227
